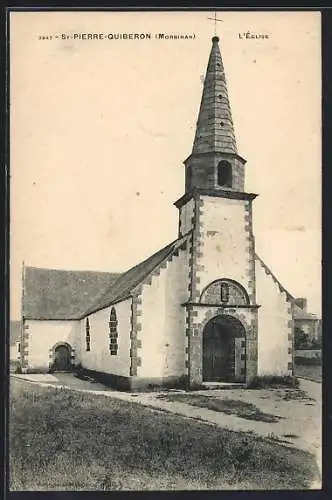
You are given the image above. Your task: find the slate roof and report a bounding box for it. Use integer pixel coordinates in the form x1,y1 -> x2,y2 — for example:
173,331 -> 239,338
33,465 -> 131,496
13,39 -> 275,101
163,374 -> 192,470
23,267 -> 121,320
23,234 -> 190,320
85,233 -> 190,315
192,36 -> 238,156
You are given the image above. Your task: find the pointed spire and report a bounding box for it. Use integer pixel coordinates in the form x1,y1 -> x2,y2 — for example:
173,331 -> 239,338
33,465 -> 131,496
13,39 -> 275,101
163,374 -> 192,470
192,36 -> 237,155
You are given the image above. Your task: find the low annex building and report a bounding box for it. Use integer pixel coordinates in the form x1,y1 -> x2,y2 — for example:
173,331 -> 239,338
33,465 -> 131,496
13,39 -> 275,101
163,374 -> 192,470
18,36 -> 312,390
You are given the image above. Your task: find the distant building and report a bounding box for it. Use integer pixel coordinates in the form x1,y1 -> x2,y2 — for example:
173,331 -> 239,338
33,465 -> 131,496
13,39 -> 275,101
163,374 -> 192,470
293,298 -> 321,341
9,320 -> 21,362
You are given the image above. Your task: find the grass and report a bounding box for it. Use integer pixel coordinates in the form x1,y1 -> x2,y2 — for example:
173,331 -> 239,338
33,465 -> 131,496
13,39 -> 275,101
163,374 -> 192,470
9,378 -> 319,491
279,389 -> 315,402
294,363 -> 322,383
157,394 -> 282,423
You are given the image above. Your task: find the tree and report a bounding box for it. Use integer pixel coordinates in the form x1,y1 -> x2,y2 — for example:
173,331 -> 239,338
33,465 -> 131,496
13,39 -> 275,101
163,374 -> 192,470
311,337 -> 322,350
294,327 -> 310,350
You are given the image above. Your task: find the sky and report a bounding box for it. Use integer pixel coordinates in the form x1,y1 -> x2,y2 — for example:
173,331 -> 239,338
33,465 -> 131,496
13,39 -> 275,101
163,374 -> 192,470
10,10 -> 321,319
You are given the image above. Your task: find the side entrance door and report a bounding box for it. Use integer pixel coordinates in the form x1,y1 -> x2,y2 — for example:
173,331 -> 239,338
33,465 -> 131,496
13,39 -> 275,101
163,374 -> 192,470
53,345 -> 72,371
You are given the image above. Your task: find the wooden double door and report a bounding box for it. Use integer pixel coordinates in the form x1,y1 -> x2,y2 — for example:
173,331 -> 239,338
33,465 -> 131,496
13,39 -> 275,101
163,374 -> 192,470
202,317 -> 246,382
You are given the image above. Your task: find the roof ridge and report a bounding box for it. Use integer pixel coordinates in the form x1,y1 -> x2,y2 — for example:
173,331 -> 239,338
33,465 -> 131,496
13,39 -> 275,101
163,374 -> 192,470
128,232 -> 191,290
106,232 -> 191,286
24,265 -> 122,275
83,232 -> 192,317
23,268 -> 122,320
113,239 -> 179,281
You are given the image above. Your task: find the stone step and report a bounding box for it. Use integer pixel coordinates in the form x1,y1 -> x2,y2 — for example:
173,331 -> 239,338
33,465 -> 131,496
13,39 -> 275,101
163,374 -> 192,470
202,381 -> 246,390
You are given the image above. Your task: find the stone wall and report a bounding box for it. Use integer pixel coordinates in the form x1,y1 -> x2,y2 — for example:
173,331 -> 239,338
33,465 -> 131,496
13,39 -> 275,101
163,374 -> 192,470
185,305 -> 258,384
137,242 -> 189,380
22,320 -> 80,372
185,193 -> 257,385
255,257 -> 293,376
192,195 -> 255,298
80,298 -> 132,378
200,279 -> 249,305
179,197 -> 195,236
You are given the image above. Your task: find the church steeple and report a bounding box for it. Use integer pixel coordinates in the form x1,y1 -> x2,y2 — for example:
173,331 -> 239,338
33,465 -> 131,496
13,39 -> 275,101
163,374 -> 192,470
192,36 -> 237,155
184,36 -> 247,194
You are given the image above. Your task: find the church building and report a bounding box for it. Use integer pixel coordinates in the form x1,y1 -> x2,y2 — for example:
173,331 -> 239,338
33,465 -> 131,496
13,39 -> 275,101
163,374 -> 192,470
19,36 -> 299,389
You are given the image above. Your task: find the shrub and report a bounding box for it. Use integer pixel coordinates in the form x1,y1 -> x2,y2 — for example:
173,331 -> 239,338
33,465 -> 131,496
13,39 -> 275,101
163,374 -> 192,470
10,361 -> 21,373
163,375 -> 188,390
295,356 -> 322,366
311,338 -> 322,349
294,328 -> 310,350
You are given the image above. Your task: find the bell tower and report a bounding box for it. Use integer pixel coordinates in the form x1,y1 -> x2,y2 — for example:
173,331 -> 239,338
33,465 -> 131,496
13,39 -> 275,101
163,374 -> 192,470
185,36 -> 247,194
175,36 -> 260,387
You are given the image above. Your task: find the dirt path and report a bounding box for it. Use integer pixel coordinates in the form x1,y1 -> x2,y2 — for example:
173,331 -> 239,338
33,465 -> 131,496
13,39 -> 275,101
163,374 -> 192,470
12,373 -> 321,487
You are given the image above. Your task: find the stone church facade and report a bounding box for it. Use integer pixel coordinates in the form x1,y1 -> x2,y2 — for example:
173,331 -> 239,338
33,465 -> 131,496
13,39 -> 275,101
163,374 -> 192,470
19,36 -> 301,389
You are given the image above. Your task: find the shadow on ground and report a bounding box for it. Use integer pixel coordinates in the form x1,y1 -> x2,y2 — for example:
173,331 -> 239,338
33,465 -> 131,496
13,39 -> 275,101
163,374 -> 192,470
157,394 -> 283,423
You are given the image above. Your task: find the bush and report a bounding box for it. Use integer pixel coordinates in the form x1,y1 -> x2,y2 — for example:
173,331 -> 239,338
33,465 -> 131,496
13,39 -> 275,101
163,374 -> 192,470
10,361 -> 21,373
295,356 -> 321,366
311,338 -> 322,349
163,375 -> 188,390
295,328 -> 310,349
247,375 -> 299,389
294,327 -> 322,350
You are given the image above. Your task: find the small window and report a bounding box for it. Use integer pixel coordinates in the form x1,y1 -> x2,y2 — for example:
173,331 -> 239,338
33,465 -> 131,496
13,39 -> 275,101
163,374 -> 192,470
109,307 -> 118,355
217,160 -> 232,188
85,318 -> 90,352
17,342 -> 21,353
220,282 -> 230,303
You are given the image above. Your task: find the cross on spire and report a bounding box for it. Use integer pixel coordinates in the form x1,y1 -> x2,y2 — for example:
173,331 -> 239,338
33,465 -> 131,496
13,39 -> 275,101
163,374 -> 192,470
207,11 -> 223,37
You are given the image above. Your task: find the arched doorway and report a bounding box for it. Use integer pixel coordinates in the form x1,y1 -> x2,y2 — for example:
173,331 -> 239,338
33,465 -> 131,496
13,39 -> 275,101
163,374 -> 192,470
53,344 -> 72,372
202,315 -> 246,383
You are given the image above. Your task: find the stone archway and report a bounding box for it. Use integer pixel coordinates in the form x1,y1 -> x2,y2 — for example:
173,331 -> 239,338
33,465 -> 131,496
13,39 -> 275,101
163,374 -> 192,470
202,315 -> 246,383
51,342 -> 73,372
